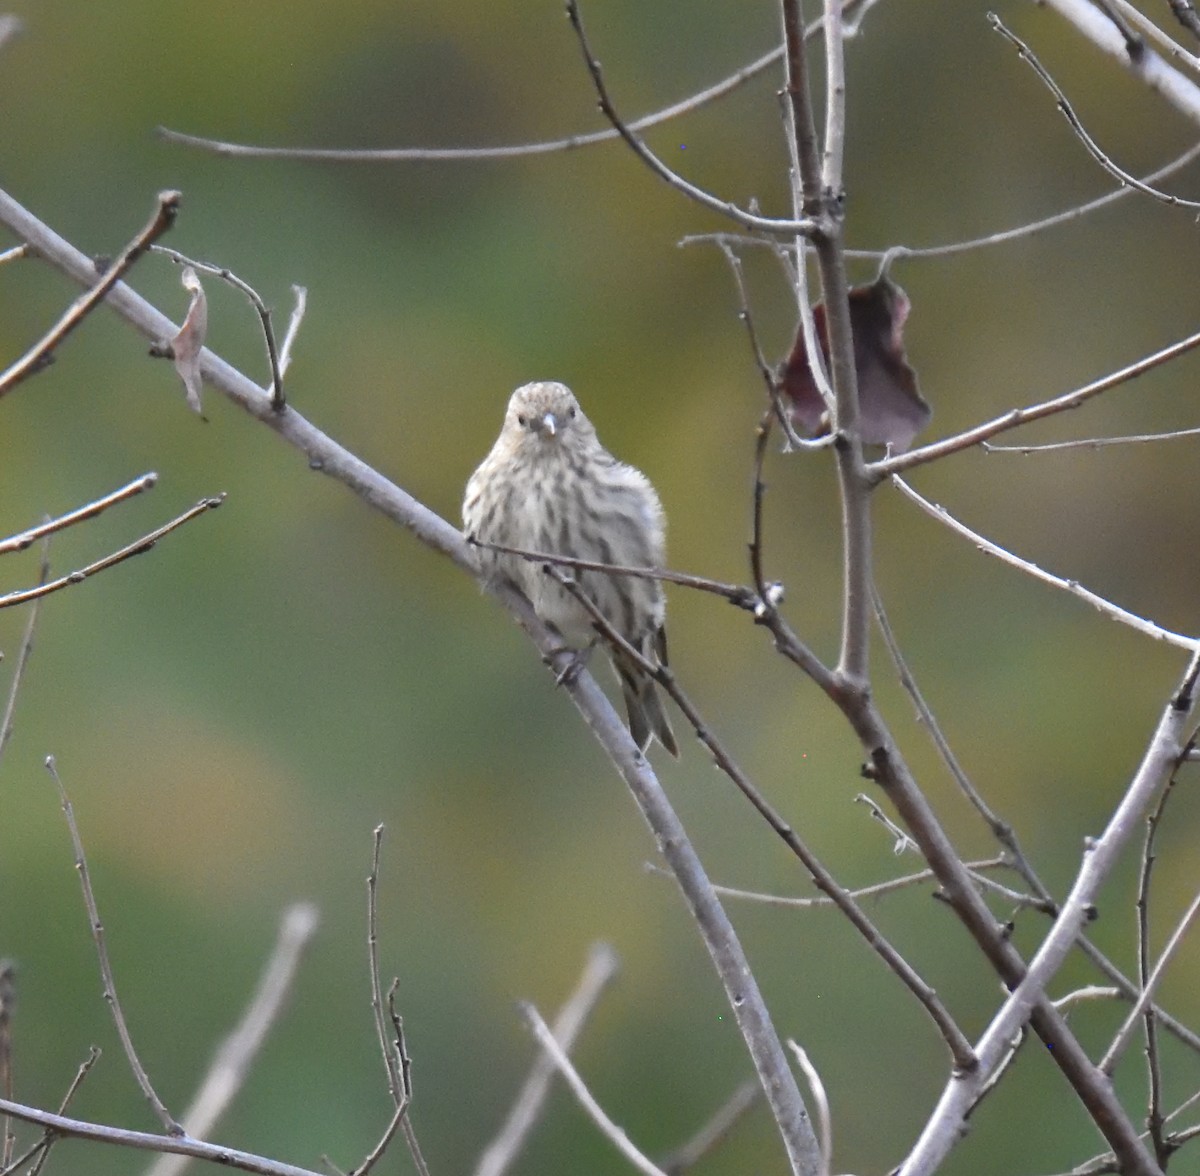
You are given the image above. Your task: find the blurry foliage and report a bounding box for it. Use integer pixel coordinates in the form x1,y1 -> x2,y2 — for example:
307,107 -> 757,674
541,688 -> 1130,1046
1,1 -> 1199,1174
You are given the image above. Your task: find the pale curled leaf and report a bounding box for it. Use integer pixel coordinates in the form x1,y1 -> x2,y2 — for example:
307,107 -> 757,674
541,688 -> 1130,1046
171,266 -> 208,415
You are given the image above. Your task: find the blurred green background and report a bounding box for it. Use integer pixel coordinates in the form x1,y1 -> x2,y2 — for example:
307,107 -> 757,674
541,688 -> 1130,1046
2,2 -> 1200,1173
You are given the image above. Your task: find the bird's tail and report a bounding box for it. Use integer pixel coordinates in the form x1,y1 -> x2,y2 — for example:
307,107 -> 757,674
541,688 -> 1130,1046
614,636 -> 679,758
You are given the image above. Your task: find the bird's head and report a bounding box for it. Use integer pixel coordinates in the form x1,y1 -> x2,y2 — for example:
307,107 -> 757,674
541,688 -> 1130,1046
503,381 -> 590,446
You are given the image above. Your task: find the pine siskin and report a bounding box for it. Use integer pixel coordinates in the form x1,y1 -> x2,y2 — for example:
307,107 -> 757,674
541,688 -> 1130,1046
463,381 -> 679,757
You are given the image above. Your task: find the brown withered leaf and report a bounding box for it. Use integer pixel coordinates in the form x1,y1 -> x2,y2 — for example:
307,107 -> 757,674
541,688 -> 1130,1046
779,272 -> 930,453
170,265 -> 208,416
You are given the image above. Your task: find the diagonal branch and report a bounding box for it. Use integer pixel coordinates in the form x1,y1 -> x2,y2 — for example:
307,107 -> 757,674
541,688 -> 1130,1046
44,757 -> 182,1136
0,191 -> 179,397
565,0 -> 818,238
891,476 -> 1198,651
871,325 -> 1200,478
0,496 -> 226,611
0,473 -> 157,555
899,650 -> 1200,1176
144,904 -> 320,1176
475,942 -> 619,1176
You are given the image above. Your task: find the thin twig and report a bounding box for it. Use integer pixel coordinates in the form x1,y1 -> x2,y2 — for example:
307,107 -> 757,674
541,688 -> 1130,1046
475,942 -> 619,1176
685,137 -> 1200,262
152,248 -> 287,410
786,1042 -> 831,1176
873,325 -> 1200,478
0,192 -> 180,397
349,1074 -> 410,1176
1100,889 -> 1200,1075
518,1002 -> 668,1176
991,14 -> 1200,209
985,425 -> 1200,453
0,538 -> 48,770
0,244 -> 27,266
872,583 -> 1045,887
658,1080 -> 759,1175
386,986 -> 429,1176
44,757 -> 182,1136
12,1051 -> 102,1176
0,1095 -> 328,1176
154,0 -> 871,165
0,473 -> 158,556
1135,758 -> 1180,1162
714,240 -> 812,450
366,827 -> 402,1104
362,830 -> 428,1176
891,475 -> 1198,651
0,496 -> 225,611
144,904 -> 320,1176
469,537 -> 759,608
278,287 -> 307,379
565,0 -> 818,238
0,962 -> 13,1168
643,857 -> 1009,909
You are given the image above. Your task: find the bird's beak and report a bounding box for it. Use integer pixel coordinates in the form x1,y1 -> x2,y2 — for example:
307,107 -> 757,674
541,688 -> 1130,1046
538,412 -> 558,437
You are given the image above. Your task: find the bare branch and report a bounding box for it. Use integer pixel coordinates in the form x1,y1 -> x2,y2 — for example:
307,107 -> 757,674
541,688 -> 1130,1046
645,857 -> 1009,910
44,756 -> 182,1135
786,1042 -> 831,1176
278,286 -> 307,379
475,942 -> 619,1176
992,15 -> 1200,208
366,827 -> 402,1105
688,138 -> 1200,261
154,0 -> 874,165
0,539 -> 48,769
1039,0 -> 1200,123
891,475 -> 1198,651
0,495 -> 225,611
385,987 -> 429,1176
518,1002 -> 669,1176
900,650 -> 1200,1176
873,325 -> 1200,478
565,0 -> 818,238
0,473 -> 158,555
0,1095 -> 325,1176
144,904 -> 320,1176
0,961 -> 13,1168
985,425 -> 1200,453
469,537 -> 759,609
1100,890 -> 1200,1075
658,1080 -> 759,1175
1168,0 -> 1200,40
0,191 -> 180,398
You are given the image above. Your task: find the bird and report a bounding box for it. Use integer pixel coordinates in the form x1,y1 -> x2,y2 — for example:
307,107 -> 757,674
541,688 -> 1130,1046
463,381 -> 679,757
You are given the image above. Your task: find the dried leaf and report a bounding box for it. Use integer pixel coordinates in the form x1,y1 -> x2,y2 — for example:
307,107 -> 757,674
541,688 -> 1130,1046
171,266 -> 208,415
780,273 -> 931,453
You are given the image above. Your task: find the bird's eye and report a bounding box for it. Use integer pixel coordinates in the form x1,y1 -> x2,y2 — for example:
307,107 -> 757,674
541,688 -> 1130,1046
567,406 -> 577,419
517,414 -> 527,427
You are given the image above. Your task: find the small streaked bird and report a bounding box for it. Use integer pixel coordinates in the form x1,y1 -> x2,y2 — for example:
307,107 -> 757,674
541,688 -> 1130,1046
463,381 -> 679,757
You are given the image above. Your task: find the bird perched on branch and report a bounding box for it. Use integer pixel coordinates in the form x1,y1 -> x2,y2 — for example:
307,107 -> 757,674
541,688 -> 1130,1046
463,381 -> 678,757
